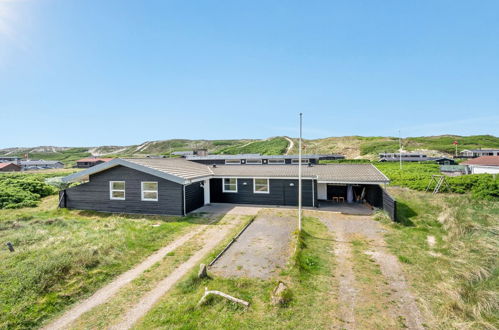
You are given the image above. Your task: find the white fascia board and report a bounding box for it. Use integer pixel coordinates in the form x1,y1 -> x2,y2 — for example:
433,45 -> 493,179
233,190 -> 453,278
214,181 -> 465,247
317,180 -> 390,185
370,164 -> 391,183
62,159 -> 190,185
211,175 -> 317,180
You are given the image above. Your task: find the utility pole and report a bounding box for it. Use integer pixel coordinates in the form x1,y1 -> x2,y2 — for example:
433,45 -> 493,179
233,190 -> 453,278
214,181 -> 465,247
399,129 -> 402,171
298,113 -> 303,232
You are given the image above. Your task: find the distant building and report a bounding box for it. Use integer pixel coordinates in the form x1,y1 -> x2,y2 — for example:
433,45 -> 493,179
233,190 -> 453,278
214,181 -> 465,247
0,162 -> 21,172
20,160 -> 64,170
0,156 -> 21,164
76,157 -> 113,168
378,153 -> 455,165
460,149 -> 499,158
379,153 -> 427,162
185,153 -> 344,165
171,151 -> 194,156
462,156 -> 499,174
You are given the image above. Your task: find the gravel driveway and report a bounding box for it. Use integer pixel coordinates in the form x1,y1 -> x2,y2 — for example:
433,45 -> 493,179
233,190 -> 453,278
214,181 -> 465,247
209,211 -> 296,279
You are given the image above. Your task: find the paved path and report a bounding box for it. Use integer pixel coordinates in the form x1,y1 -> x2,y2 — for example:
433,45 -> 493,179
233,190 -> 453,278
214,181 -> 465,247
312,211 -> 425,330
43,225 -> 208,330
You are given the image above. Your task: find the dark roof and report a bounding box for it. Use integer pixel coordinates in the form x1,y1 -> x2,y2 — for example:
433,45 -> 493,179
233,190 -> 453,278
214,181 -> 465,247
462,156 -> 499,166
63,158 -> 388,185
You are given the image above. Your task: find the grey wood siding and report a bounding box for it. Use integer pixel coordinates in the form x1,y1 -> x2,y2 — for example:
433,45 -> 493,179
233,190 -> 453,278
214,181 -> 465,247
185,181 -> 204,213
381,188 -> 397,222
364,184 -> 397,221
210,178 -> 315,207
64,165 -> 184,215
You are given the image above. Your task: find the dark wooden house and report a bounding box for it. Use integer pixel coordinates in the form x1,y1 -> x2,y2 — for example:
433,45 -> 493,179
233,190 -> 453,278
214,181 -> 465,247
60,158 -> 394,219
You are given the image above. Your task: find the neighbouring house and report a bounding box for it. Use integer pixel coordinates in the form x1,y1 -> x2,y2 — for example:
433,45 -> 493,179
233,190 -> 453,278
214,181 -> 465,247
460,149 -> 499,158
185,153 -> 344,165
76,157 -> 113,168
171,151 -> 194,157
461,156 -> 499,174
20,160 -> 64,170
60,157 -> 395,219
379,153 -> 456,164
0,156 -> 21,164
0,162 -> 21,172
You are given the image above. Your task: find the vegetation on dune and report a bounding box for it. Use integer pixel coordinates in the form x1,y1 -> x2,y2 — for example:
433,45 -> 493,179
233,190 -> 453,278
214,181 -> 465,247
216,137 -> 289,155
378,188 -> 499,329
2,148 -> 91,164
2,135 -> 498,161
137,216 -> 337,329
360,134 -> 499,155
0,198 -> 201,329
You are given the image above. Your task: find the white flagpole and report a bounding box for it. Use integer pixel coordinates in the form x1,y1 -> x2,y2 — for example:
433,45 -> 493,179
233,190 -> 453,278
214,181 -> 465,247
298,113 -> 302,232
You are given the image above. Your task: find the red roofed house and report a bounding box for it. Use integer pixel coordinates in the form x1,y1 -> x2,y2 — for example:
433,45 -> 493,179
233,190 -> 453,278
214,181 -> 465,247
0,162 -> 21,172
462,156 -> 499,174
76,157 -> 113,169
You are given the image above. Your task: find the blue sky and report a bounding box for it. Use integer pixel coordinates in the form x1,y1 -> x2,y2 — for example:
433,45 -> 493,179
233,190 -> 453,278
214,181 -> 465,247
0,0 -> 498,148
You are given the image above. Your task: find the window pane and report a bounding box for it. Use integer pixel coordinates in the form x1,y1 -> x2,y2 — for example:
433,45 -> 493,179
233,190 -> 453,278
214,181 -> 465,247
143,191 -> 158,200
112,191 -> 125,198
223,178 -> 237,191
255,179 -> 267,185
255,185 -> 268,192
143,182 -> 158,191
112,181 -> 125,190
254,179 -> 269,192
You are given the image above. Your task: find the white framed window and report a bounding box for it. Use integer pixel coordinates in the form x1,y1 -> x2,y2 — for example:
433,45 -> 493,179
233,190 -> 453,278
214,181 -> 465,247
246,159 -> 262,165
141,181 -> 158,201
268,159 -> 285,165
110,181 -> 125,200
222,178 -> 238,193
291,158 -> 309,164
225,159 -> 241,165
253,178 -> 269,194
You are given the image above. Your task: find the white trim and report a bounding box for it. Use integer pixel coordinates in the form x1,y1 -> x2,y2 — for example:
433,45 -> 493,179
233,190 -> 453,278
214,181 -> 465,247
110,181 -> 125,200
246,159 -> 263,165
222,177 -> 238,193
141,181 -> 158,201
253,178 -> 270,194
212,175 -> 316,180
267,159 -> 285,165
224,159 -> 241,165
317,180 -> 389,184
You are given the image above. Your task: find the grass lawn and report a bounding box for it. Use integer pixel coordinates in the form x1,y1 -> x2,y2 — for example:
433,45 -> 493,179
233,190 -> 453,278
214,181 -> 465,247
378,187 -> 499,329
135,215 -> 337,329
0,196 -> 207,329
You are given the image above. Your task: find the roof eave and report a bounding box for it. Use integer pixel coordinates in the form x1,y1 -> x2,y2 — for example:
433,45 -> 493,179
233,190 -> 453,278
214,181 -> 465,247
62,159 -> 191,185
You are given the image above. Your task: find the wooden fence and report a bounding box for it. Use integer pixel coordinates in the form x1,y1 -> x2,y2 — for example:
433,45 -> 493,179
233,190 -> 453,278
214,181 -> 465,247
381,188 -> 397,221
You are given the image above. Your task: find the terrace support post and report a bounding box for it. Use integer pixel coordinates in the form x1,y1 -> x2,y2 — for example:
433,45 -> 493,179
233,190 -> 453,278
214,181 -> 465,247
347,185 -> 354,203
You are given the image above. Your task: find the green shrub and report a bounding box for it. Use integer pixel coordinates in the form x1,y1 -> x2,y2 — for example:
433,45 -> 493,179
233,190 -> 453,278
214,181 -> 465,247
0,175 -> 57,209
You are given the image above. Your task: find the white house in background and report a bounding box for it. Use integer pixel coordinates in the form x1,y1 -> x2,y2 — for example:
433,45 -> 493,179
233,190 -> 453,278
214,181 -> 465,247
462,156 -> 499,174
460,149 -> 499,158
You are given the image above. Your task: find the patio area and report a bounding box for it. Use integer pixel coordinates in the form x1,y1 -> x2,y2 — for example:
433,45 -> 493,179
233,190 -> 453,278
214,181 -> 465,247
316,201 -> 374,215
